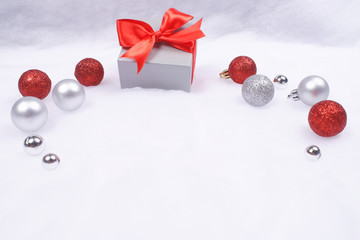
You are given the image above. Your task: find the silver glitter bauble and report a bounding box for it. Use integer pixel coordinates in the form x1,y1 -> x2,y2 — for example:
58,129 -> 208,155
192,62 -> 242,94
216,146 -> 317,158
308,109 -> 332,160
11,96 -> 48,132
305,145 -> 321,160
52,79 -> 85,111
242,74 -> 275,106
288,75 -> 329,106
273,75 -> 288,88
24,135 -> 45,155
42,153 -> 60,170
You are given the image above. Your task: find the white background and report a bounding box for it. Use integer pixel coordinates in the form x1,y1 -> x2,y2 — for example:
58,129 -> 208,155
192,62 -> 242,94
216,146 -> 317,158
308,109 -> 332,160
1,1 -> 360,239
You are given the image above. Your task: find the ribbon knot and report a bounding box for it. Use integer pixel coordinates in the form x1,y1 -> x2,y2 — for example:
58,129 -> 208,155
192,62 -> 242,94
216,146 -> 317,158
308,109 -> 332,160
116,8 -> 205,82
154,31 -> 162,43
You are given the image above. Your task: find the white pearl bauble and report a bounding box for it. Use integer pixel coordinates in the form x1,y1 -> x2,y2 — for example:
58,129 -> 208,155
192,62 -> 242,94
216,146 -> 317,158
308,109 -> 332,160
273,75 -> 288,89
11,97 -> 48,132
24,135 -> 45,155
297,75 -> 329,106
52,79 -> 85,111
305,145 -> 321,160
42,153 -> 60,170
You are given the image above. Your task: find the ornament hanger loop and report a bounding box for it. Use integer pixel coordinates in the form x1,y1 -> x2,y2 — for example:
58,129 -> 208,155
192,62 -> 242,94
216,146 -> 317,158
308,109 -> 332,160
288,89 -> 300,101
219,69 -> 230,79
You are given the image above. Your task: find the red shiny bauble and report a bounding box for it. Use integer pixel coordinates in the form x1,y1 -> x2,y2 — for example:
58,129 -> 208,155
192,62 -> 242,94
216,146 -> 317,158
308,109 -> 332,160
75,58 -> 104,86
228,56 -> 257,84
18,69 -> 52,99
308,100 -> 347,137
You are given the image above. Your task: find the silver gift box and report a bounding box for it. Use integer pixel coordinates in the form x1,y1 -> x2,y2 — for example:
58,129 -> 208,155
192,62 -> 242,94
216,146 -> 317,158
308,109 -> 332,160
117,43 -> 193,92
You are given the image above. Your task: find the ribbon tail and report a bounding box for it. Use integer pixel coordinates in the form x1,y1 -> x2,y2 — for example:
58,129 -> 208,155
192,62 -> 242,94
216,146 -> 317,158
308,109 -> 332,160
191,41 -> 197,83
121,35 -> 156,73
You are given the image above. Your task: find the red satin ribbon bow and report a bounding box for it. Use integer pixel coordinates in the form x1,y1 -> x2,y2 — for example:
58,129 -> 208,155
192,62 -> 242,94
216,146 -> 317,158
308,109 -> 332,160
116,8 -> 205,82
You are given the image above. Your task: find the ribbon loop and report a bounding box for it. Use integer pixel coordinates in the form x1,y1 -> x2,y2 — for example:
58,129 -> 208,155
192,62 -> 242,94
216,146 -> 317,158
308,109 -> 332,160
117,8 -> 205,82
117,19 -> 155,47
159,8 -> 194,34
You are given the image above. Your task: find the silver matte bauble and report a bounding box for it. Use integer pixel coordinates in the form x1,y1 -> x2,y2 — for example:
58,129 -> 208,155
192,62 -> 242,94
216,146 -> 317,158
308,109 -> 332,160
273,75 -> 288,88
52,79 -> 85,111
288,75 -> 329,106
305,145 -> 321,160
11,97 -> 48,132
24,135 -> 45,155
242,74 -> 275,106
42,153 -> 60,170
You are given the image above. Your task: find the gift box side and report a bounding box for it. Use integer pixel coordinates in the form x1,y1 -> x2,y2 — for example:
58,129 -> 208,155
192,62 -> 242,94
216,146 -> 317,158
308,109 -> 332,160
117,44 -> 193,92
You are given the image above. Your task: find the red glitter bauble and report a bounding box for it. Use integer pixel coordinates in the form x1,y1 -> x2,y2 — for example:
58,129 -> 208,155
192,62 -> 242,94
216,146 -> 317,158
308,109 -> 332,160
18,69 -> 51,99
75,58 -> 104,86
228,56 -> 257,84
308,100 -> 347,137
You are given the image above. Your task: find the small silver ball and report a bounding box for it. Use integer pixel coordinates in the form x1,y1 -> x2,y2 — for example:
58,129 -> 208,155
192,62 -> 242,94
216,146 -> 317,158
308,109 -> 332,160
11,97 -> 48,132
305,145 -> 321,160
298,75 -> 329,106
273,75 -> 288,88
242,74 -> 275,106
42,153 -> 60,170
52,79 -> 85,111
24,135 -> 45,155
